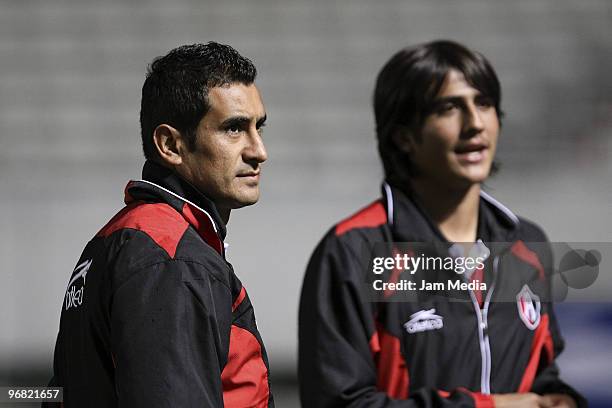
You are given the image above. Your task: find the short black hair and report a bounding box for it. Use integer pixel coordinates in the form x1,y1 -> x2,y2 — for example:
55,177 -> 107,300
140,42 -> 257,160
374,40 -> 502,185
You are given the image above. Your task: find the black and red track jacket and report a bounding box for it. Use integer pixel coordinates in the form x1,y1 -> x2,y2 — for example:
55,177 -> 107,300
299,183 -> 586,407
48,161 -> 273,407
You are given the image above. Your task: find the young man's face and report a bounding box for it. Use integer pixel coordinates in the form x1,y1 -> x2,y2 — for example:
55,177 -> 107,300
408,69 -> 499,189
178,83 -> 267,212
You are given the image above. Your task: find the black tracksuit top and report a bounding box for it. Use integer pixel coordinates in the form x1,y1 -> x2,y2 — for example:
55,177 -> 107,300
49,161 -> 273,407
299,183 -> 586,407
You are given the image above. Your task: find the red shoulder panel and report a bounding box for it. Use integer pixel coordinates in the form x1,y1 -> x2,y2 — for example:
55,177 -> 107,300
222,325 -> 270,408
335,200 -> 387,236
97,202 -> 189,258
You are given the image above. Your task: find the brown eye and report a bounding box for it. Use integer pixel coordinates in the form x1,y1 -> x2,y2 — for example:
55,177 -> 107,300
226,125 -> 242,135
435,102 -> 457,115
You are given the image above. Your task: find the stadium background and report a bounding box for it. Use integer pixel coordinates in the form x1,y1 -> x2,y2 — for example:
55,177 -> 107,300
1,0 -> 611,406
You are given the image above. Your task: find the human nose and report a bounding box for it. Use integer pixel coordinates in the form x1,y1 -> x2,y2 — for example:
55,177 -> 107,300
462,103 -> 485,137
244,128 -> 268,165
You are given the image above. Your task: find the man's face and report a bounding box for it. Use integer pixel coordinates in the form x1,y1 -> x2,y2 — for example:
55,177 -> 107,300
407,69 -> 499,189
178,83 -> 267,211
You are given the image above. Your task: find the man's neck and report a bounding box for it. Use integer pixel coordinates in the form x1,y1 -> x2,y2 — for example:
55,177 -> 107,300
409,178 -> 481,243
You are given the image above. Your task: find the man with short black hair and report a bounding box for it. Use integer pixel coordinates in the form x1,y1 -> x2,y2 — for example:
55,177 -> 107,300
299,40 -> 584,407
49,42 -> 273,407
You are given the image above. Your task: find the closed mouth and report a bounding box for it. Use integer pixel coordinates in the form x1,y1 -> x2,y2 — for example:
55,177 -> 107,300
237,172 -> 260,178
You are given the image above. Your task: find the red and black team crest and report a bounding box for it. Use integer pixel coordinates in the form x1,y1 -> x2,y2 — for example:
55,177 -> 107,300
516,284 -> 541,330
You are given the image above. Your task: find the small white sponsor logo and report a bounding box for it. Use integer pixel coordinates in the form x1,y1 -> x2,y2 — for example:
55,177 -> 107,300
404,308 -> 444,334
64,259 -> 92,311
516,284 -> 541,330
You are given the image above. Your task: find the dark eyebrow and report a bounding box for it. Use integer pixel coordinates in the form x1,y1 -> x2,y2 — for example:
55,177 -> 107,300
220,114 -> 267,129
220,116 -> 250,129
432,96 -> 465,105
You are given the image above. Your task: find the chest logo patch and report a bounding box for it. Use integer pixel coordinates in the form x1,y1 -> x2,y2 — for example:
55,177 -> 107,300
404,308 -> 443,334
516,284 -> 541,330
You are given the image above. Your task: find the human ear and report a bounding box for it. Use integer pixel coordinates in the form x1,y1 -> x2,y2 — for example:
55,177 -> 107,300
152,124 -> 185,166
392,126 -> 417,154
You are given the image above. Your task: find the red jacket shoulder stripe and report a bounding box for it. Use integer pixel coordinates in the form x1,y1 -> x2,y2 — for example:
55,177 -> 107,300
97,202 -> 189,258
335,200 -> 387,236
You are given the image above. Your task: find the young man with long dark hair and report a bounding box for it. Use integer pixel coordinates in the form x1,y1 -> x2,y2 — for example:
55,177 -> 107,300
299,40 -> 584,408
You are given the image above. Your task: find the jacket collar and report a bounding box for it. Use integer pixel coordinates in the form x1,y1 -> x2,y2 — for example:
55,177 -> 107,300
382,181 -> 519,244
123,160 -> 226,255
